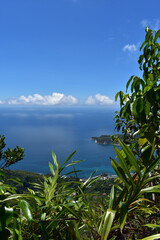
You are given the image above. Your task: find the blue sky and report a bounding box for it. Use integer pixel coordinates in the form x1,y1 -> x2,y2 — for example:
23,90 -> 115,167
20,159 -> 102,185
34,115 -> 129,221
0,0 -> 160,106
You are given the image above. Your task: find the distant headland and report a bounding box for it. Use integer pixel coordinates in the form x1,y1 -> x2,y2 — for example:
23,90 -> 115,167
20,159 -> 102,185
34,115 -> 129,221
91,134 -> 123,145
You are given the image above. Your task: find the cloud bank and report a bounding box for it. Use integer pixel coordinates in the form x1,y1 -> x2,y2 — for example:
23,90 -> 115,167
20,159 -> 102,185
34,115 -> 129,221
85,94 -> 114,105
7,93 -> 78,105
0,93 -> 114,106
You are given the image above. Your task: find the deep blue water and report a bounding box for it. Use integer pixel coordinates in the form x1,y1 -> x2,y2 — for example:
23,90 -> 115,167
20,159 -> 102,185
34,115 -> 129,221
0,106 -> 119,178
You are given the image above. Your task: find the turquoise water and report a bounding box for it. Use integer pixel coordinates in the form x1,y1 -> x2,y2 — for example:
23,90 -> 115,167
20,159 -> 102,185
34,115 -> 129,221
0,106 -> 119,178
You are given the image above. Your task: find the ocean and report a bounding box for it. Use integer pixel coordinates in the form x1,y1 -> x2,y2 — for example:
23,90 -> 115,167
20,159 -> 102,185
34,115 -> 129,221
0,106 -> 119,178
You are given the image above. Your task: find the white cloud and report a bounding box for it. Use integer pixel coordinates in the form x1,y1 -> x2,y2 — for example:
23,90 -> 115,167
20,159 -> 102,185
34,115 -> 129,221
7,93 -> 78,105
85,94 -> 114,105
123,44 -> 137,53
85,96 -> 96,105
141,19 -> 160,31
0,93 -> 114,106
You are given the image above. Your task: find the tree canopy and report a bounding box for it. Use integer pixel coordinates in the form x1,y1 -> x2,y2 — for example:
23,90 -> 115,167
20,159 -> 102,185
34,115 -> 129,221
0,135 -> 24,169
115,28 -> 160,157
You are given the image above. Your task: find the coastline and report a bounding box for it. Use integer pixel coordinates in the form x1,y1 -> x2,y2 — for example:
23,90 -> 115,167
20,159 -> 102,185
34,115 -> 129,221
90,135 -> 122,146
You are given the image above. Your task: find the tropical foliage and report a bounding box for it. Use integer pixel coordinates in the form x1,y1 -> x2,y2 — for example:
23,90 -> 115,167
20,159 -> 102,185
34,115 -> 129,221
0,27 -> 159,239
0,135 -> 24,169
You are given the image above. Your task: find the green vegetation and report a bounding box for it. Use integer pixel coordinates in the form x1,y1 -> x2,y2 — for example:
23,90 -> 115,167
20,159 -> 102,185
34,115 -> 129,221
0,134 -> 24,169
0,27 -> 159,239
4,169 -> 114,195
4,170 -> 44,193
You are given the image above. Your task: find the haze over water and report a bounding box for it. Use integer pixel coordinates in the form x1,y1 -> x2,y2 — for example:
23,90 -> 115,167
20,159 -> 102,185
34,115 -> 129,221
0,106 -> 119,178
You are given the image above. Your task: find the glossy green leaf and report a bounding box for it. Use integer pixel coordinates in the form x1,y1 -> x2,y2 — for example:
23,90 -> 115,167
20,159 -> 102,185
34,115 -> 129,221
144,224 -> 160,229
143,174 -> 160,187
109,185 -> 115,209
133,97 -> 144,116
114,146 -> 135,187
140,185 -> 160,195
140,40 -> 146,51
115,91 -> 120,102
82,174 -> 99,190
126,75 -> 134,92
18,200 -> 33,221
49,162 -> 55,175
101,209 -> 116,240
144,85 -> 152,94
52,151 -> 58,169
140,234 -> 160,240
111,158 -> 130,189
118,139 -> 141,176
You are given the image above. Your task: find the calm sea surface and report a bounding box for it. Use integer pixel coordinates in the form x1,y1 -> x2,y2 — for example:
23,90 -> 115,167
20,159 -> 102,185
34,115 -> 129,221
0,106 -> 119,178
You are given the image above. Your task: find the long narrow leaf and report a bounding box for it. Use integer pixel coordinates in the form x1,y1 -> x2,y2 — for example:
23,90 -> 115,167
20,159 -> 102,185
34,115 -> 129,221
8,177 -> 23,186
101,208 -> 116,240
143,174 -> 160,187
118,139 -> 141,176
65,160 -> 84,168
81,170 -> 98,190
109,185 -> 115,209
114,146 -> 135,187
143,224 -> 160,229
139,234 -> 160,240
60,150 -> 77,172
63,205 -> 82,221
52,151 -> 58,168
145,157 -> 160,175
49,162 -> 55,175
120,202 -> 128,231
82,176 -> 99,191
111,158 -> 130,189
140,184 -> 160,195
18,200 -> 32,221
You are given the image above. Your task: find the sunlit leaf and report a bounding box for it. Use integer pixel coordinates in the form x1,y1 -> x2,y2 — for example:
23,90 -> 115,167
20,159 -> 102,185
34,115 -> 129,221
111,158 -> 130,189
109,185 -> 115,209
52,151 -> 58,169
101,209 -> 116,240
114,146 -> 135,187
18,200 -> 33,221
49,162 -> 55,175
140,234 -> 160,240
